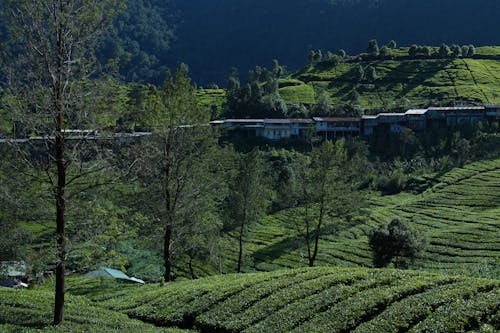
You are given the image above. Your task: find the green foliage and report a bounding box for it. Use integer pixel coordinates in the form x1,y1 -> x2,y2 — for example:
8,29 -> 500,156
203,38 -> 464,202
369,218 -> 427,268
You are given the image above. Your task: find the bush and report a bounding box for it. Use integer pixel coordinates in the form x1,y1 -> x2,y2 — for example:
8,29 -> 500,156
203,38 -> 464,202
368,218 -> 427,268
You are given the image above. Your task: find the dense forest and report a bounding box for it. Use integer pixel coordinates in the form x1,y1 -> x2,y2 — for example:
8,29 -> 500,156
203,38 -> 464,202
2,0 -> 500,84
106,0 -> 500,84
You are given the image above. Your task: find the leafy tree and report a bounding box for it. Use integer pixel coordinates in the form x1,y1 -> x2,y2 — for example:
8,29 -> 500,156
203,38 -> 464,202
271,59 -> 285,78
408,44 -> 418,58
313,91 -> 333,116
139,64 -> 218,282
297,140 -> 367,267
461,45 -> 470,57
308,50 -> 316,64
439,43 -> 451,58
388,40 -> 397,49
313,49 -> 323,63
355,65 -> 365,82
368,218 -> 427,268
451,132 -> 471,166
1,0 -> 121,324
379,45 -> 389,57
451,44 -> 461,57
423,46 -> 432,57
366,66 -> 377,82
367,39 -> 379,55
467,44 -> 476,57
337,49 -> 347,58
226,149 -> 269,273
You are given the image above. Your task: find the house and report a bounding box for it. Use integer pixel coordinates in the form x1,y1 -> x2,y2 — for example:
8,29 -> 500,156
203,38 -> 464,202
405,109 -> 428,131
222,119 -> 264,138
290,119 -> 315,139
0,261 -> 28,288
261,119 -> 292,140
361,115 -> 378,136
313,117 -> 361,139
427,106 -> 485,127
374,113 -> 408,134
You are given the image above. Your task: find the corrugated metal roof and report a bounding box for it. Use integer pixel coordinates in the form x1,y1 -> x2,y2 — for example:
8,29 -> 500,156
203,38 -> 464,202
264,119 -> 291,124
405,109 -> 428,115
290,119 -> 314,124
428,106 -> 485,111
313,117 -> 361,122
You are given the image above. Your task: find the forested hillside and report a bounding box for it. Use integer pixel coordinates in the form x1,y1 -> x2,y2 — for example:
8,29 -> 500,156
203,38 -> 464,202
100,0 -> 500,84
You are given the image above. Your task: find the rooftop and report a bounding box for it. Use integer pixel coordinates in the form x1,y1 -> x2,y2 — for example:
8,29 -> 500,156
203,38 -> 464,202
313,117 -> 361,122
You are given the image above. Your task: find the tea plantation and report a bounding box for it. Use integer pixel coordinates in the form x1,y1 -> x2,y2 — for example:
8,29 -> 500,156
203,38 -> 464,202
200,46 -> 500,113
219,158 -> 500,278
2,268 -> 498,332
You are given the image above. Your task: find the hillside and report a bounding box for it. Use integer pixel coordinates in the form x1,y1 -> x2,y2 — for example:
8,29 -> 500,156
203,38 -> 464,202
166,0 -> 500,84
283,46 -> 500,112
219,158 -> 500,278
1,268 -> 498,332
199,46 -> 500,116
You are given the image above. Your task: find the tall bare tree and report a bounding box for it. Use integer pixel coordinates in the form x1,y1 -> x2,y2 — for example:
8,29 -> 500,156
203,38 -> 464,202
2,0 -> 121,324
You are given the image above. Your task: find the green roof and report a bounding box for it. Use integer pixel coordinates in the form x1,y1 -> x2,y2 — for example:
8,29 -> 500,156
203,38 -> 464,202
85,268 -> 144,283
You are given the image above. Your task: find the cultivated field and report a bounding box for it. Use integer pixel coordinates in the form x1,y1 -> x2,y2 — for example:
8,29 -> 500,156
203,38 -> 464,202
1,268 -> 497,332
220,158 -> 500,278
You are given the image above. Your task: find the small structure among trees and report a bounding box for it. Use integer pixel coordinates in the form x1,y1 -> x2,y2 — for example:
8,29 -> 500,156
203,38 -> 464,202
368,218 -> 427,268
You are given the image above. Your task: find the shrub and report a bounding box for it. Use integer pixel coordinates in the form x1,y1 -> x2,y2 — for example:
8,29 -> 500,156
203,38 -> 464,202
368,218 -> 427,268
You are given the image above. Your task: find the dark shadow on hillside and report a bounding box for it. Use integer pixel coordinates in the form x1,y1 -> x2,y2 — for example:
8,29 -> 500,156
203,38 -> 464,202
252,235 -> 303,264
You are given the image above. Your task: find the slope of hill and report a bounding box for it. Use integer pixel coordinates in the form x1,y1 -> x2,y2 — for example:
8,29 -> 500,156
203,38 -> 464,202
2,268 -> 497,332
166,0 -> 500,84
219,158 -> 500,278
282,47 -> 500,112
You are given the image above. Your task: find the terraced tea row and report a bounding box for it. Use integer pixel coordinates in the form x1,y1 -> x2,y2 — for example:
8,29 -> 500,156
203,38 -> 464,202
0,288 -> 188,333
93,268 -> 499,333
218,159 -> 500,277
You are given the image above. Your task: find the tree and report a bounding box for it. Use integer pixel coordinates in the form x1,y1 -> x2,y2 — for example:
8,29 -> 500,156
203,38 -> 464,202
355,65 -> 365,82
308,50 -> 316,64
368,218 -> 427,268
467,44 -> 476,57
139,64 -> 218,282
313,50 -> 323,63
367,39 -> 379,56
226,149 -> 269,273
388,40 -> 397,49
408,44 -> 418,58
423,46 -> 432,57
2,0 -> 121,324
297,140 -> 366,267
451,44 -> 461,58
461,45 -> 470,58
366,66 -> 377,82
439,43 -> 451,58
379,45 -> 389,57
338,49 -> 347,59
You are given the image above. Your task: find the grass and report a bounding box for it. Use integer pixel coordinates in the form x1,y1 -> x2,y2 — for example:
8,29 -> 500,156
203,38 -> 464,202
3,267 -> 496,332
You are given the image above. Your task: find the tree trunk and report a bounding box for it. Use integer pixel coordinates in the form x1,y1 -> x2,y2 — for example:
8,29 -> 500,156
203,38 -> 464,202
53,6 -> 66,324
305,203 -> 313,267
310,196 -> 325,267
163,223 -> 173,281
53,144 -> 66,324
237,221 -> 244,273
